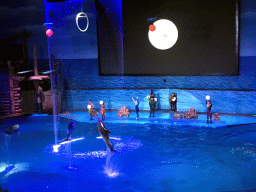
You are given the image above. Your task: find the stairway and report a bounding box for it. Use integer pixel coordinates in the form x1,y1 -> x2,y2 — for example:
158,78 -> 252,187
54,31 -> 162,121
0,62 -> 23,118
0,68 -> 12,116
10,76 -> 23,115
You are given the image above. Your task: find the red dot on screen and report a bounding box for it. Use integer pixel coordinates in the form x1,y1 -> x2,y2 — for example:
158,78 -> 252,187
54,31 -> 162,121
149,24 -> 156,32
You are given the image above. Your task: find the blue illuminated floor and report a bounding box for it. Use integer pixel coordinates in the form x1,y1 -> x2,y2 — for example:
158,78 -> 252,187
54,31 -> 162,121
1,114 -> 256,192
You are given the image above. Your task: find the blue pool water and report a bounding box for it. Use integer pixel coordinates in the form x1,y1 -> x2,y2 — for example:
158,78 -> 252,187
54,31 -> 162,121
1,115 -> 256,192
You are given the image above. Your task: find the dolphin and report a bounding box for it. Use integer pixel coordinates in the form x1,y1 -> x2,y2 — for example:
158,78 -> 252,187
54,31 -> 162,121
97,119 -> 115,151
3,124 -> 19,135
63,121 -> 75,141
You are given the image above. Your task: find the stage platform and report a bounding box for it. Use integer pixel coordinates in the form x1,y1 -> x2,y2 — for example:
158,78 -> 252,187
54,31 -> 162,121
59,111 -> 256,128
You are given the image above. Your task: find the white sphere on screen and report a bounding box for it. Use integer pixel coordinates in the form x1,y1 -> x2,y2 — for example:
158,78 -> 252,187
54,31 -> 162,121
206,95 -> 210,100
154,98 -> 157,102
87,105 -> 91,109
147,95 -> 150,100
100,100 -> 103,105
148,19 -> 178,50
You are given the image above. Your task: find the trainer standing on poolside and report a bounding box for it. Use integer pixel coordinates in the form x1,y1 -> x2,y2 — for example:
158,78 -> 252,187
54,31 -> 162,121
206,96 -> 213,123
132,97 -> 139,119
148,93 -> 156,117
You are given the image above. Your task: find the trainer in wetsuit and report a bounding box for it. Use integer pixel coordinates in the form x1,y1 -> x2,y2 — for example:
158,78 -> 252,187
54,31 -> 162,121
206,100 -> 213,123
149,94 -> 156,117
132,97 -> 139,119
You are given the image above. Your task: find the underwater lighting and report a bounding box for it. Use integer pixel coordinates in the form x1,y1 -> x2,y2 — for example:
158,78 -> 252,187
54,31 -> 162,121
52,137 -> 84,153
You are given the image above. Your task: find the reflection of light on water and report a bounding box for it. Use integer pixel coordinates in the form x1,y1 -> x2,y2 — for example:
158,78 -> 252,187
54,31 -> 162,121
115,143 -> 125,148
244,143 -> 255,146
0,162 -> 8,173
53,145 -> 61,152
64,164 -> 79,171
60,138 -> 84,145
45,136 -> 142,159
104,167 -> 119,178
52,137 -> 84,153
74,151 -> 107,159
43,137 -> 142,179
68,165 -> 77,170
112,137 -> 143,153
0,162 -> 29,178
96,136 -> 121,140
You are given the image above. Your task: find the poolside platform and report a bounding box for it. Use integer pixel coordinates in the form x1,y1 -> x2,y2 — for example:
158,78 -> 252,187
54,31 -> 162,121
58,111 -> 256,128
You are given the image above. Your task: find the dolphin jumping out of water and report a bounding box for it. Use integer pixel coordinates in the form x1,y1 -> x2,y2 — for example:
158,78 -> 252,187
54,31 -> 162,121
3,124 -> 19,135
97,119 -> 115,151
63,121 -> 75,141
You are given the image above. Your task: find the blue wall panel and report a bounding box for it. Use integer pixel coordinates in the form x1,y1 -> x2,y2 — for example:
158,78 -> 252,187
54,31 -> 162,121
61,57 -> 256,90
65,88 -> 256,114
61,56 -> 256,114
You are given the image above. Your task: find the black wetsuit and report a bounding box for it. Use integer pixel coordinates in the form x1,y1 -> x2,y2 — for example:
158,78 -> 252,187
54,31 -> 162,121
149,98 -> 156,117
206,101 -> 213,122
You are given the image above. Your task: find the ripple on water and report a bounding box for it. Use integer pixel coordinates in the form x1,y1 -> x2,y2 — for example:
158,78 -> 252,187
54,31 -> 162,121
44,136 -> 143,159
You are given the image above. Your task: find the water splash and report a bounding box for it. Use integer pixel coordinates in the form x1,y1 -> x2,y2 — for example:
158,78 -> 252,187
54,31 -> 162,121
74,151 -> 107,159
104,166 -> 120,178
0,162 -> 30,179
